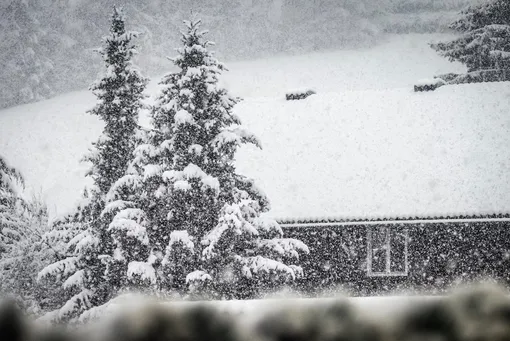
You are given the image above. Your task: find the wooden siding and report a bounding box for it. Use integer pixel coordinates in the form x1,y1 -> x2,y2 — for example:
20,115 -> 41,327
282,218 -> 510,296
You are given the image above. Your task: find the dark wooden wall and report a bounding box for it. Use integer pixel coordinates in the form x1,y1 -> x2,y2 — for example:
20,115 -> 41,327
282,220 -> 510,296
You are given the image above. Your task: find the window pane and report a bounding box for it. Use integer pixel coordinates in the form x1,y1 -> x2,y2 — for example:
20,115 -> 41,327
370,226 -> 388,273
390,227 -> 407,273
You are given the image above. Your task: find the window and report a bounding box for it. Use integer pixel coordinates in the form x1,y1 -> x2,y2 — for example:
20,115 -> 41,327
367,225 -> 409,276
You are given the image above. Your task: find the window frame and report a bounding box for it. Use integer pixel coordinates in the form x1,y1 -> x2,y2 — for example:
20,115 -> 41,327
366,225 -> 409,277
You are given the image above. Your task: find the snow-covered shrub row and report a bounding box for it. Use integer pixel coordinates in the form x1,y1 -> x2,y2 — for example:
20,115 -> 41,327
415,69 -> 510,91
450,69 -> 510,84
413,78 -> 446,92
434,69 -> 510,86
2,284 -> 510,341
285,89 -> 316,101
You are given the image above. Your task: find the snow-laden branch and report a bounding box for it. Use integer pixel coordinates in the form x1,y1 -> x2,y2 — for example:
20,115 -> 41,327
235,255 -> 298,280
127,261 -> 156,284
163,163 -> 220,192
38,257 -> 79,281
257,238 -> 310,260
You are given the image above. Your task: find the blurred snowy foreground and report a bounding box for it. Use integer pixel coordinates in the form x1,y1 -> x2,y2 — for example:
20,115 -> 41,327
125,294 -> 437,318
1,33 -> 510,221
57,292 -> 438,325
24,286 -> 510,341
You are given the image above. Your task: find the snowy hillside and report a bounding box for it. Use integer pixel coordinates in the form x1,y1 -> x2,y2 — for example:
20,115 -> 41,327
2,33 -> 508,220
0,0 -> 475,108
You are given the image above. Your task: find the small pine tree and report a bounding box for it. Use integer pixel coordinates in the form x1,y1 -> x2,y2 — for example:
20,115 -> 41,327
431,0 -> 510,78
105,18 -> 308,299
38,6 -> 148,323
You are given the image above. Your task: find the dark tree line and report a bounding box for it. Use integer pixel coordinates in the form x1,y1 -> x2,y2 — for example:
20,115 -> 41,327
0,0 -> 474,109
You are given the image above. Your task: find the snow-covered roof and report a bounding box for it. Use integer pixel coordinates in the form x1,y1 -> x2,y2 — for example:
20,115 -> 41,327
235,82 -> 510,221
277,215 -> 510,226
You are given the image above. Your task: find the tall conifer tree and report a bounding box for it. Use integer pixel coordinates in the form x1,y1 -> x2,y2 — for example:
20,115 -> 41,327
38,7 -> 148,322
106,18 -> 308,299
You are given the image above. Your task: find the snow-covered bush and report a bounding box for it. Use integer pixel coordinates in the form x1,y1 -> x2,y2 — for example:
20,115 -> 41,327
0,155 -> 59,316
285,88 -> 317,101
413,78 -> 446,92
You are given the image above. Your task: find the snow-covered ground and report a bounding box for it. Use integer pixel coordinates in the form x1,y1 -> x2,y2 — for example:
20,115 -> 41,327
75,293 -> 439,326
176,295 -> 439,320
2,33 -> 509,220
221,34 -> 463,97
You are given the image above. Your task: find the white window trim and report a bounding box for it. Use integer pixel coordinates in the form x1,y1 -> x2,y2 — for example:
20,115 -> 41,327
366,226 -> 409,277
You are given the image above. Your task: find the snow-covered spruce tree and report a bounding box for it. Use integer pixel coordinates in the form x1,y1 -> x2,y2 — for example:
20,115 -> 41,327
105,18 -> 308,299
38,6 -> 148,323
85,6 -> 148,196
431,0 -> 510,79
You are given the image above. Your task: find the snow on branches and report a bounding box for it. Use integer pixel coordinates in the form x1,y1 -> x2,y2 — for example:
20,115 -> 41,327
96,17 -> 308,299
0,156 -> 57,314
37,6 -> 148,323
84,5 -> 148,195
127,261 -> 157,285
431,0 -> 510,80
201,189 -> 309,291
37,257 -> 79,282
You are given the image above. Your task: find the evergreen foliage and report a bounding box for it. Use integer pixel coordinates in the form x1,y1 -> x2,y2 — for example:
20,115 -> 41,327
84,6 -> 149,195
0,155 -> 27,262
105,18 -> 308,299
37,7 -> 148,323
431,0 -> 510,79
0,155 -> 58,315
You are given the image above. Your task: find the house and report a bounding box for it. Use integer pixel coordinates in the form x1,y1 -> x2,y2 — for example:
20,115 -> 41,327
233,84 -> 510,295
278,215 -> 510,296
